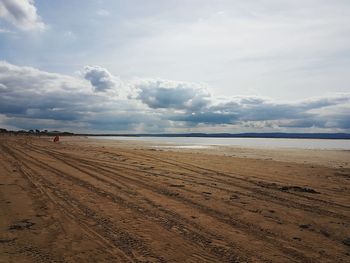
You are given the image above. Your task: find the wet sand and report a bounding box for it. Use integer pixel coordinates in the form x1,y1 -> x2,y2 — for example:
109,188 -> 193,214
0,135 -> 349,262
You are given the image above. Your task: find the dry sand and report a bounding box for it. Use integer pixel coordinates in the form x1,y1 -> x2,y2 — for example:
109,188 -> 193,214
0,135 -> 349,262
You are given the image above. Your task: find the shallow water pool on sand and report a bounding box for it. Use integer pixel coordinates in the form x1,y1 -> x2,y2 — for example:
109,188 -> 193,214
91,136 -> 350,150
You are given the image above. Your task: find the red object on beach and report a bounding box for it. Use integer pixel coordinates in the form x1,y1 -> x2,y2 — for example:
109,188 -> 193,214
53,135 -> 59,142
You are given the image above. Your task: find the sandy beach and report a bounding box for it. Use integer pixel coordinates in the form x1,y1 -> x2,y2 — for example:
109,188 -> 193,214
0,135 -> 349,262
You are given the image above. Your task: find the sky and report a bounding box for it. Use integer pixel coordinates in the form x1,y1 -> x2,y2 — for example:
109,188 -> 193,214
0,0 -> 349,133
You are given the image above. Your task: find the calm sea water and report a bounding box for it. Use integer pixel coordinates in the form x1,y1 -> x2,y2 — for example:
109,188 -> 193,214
90,136 -> 350,150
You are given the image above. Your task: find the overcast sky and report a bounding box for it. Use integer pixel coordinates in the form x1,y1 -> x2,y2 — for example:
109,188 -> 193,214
0,0 -> 349,133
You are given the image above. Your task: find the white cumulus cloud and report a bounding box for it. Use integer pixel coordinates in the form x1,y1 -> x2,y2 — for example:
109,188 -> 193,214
83,65 -> 120,92
0,0 -> 46,31
135,79 -> 210,111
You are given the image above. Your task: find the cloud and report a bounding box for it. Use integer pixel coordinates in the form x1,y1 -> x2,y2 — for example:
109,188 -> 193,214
96,9 -> 110,17
83,65 -> 120,92
0,27 -> 12,33
0,61 -> 162,132
167,94 -> 350,131
135,79 -> 210,110
0,0 -> 46,31
170,112 -> 237,125
0,61 -> 349,133
0,61 -> 96,117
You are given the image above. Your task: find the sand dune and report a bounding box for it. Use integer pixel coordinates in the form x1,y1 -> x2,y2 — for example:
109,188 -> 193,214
0,136 -> 349,262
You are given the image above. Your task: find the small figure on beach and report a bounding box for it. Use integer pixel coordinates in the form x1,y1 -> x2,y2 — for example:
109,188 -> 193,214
53,135 -> 60,142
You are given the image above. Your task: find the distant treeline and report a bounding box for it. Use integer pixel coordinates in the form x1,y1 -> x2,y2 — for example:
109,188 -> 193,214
1,128 -> 349,139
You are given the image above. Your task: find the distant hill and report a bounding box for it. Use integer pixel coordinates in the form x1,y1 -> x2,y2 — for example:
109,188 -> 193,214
84,133 -> 350,139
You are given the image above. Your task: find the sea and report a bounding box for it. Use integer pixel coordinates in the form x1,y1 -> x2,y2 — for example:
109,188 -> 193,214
90,136 -> 350,150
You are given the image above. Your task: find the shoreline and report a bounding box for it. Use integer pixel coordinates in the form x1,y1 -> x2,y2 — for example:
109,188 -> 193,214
71,136 -> 350,168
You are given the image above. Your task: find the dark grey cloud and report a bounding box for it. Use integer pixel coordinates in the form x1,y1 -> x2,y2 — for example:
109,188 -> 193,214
0,61 -> 95,117
168,95 -> 350,130
86,111 -> 169,133
0,61 -> 349,133
280,119 -> 327,128
83,65 -> 119,92
279,109 -> 350,129
0,61 -> 147,132
136,80 -> 210,110
0,0 -> 45,31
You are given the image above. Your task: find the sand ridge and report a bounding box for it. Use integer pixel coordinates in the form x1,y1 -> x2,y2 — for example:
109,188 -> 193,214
0,136 -> 349,262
